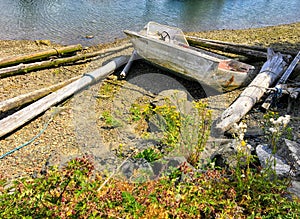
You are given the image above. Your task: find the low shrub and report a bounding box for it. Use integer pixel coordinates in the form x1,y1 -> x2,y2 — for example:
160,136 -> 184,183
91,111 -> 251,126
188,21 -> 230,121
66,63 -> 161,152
0,156 -> 299,218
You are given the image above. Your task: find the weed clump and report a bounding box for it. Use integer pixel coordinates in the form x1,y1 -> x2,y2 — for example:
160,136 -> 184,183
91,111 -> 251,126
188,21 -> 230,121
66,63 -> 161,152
1,99 -> 299,218
130,94 -> 212,168
0,155 -> 299,218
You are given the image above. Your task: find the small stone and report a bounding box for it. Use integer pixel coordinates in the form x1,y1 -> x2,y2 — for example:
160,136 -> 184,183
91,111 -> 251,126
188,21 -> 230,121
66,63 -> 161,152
121,158 -> 153,182
256,144 -> 292,178
210,139 -> 242,168
276,139 -> 300,178
85,35 -> 94,39
35,40 -> 51,46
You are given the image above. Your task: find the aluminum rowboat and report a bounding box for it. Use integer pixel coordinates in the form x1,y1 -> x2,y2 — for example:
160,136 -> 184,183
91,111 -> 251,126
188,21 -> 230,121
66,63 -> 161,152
124,22 -> 256,92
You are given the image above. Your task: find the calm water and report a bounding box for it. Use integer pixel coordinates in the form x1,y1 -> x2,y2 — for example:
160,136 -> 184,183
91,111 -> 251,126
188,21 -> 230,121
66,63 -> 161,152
0,0 -> 300,46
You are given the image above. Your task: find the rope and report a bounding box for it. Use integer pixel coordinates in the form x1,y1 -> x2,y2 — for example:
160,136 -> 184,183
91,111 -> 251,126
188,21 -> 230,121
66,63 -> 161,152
247,84 -> 277,91
247,84 -> 290,95
97,157 -> 130,192
260,69 -> 278,76
0,108 -> 59,160
274,86 -> 283,98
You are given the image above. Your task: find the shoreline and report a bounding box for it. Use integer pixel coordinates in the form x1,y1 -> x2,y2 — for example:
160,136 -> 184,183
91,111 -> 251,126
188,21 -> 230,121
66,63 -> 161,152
186,22 -> 300,55
1,21 -> 299,53
0,22 -> 299,180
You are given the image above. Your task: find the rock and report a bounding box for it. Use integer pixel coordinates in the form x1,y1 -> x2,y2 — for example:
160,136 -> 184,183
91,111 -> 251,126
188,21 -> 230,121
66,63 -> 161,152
85,35 -> 94,39
256,144 -> 293,178
152,156 -> 188,177
282,139 -> 300,168
244,127 -> 264,137
147,113 -> 166,133
288,180 -> 300,199
255,139 -> 300,181
134,139 -> 161,152
152,89 -> 193,114
121,158 -> 153,182
200,137 -> 233,165
120,156 -> 190,181
34,40 -> 51,46
210,139 -> 244,168
277,139 -> 300,178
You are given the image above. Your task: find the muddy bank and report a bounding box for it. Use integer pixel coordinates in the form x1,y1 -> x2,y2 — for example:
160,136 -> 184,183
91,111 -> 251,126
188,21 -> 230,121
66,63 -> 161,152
0,23 -> 299,180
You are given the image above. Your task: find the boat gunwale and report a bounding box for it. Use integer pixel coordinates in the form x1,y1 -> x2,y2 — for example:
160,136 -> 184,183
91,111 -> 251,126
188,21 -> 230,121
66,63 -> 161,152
124,29 -> 224,63
124,29 -> 255,75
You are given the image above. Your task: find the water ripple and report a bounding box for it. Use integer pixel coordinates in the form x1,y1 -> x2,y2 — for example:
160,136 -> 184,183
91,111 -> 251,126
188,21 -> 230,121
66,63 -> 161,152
0,0 -> 299,46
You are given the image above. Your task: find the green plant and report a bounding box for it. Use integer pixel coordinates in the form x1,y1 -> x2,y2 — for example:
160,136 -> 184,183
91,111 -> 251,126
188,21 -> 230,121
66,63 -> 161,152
148,97 -> 212,167
178,100 -> 212,167
52,69 -> 60,75
129,96 -> 153,123
99,82 -> 115,98
134,147 -> 162,162
129,98 -> 181,157
100,111 -> 121,127
129,95 -> 212,167
285,126 -> 293,140
264,113 -> 291,152
129,103 -> 144,122
122,191 -> 144,218
116,143 -> 125,158
98,76 -> 123,99
0,156 -> 96,218
149,99 -> 181,148
0,156 -> 299,218
228,117 -> 296,214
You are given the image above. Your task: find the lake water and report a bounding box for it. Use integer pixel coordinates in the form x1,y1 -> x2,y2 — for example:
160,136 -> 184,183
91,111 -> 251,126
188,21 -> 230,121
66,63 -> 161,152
0,0 -> 299,46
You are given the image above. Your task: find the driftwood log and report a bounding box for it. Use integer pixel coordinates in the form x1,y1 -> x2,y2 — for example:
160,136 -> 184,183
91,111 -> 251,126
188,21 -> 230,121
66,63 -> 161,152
0,44 -> 82,68
0,76 -> 81,114
186,36 -> 268,60
0,43 -> 132,78
0,56 -> 129,138
186,36 -> 294,60
261,51 -> 300,110
187,36 -> 269,51
214,49 -> 287,134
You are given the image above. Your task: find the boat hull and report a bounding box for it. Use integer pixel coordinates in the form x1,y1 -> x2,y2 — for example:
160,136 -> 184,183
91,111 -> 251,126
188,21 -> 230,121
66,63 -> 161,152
124,30 -> 256,92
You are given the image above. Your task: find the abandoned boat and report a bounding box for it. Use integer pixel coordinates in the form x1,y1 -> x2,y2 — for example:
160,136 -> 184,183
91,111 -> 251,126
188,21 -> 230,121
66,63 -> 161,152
123,22 -> 256,92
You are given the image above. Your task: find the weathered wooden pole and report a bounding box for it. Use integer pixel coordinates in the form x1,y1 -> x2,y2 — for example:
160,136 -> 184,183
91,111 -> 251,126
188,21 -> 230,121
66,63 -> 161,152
186,36 -> 268,59
0,44 -> 82,68
0,56 -> 129,138
0,43 -> 132,78
214,49 -> 287,134
0,76 -> 81,113
186,36 -> 294,59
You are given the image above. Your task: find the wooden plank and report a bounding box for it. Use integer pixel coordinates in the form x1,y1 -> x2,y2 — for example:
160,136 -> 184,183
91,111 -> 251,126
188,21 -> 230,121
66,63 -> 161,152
0,44 -> 82,68
0,43 -> 132,78
0,76 -> 81,113
186,36 -> 268,60
261,51 -> 300,110
186,36 -> 268,51
186,36 -> 294,59
0,56 -> 129,138
214,48 -> 287,134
